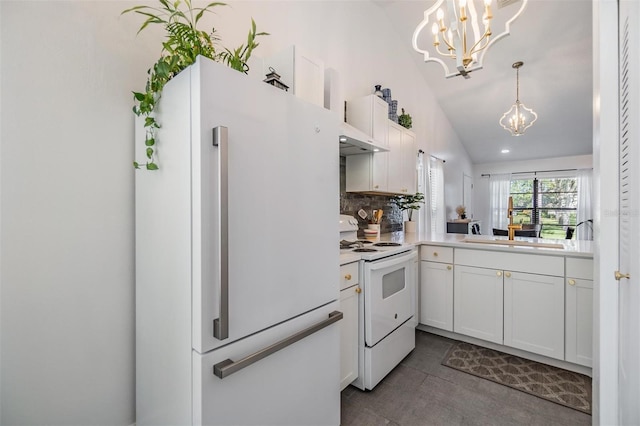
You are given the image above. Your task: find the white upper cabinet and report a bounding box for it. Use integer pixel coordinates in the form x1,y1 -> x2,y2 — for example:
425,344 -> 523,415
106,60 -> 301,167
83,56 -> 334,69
346,95 -> 389,148
262,45 -> 325,107
387,122 -> 417,195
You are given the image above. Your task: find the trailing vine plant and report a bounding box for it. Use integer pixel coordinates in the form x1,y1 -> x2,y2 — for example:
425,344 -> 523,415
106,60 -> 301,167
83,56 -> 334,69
123,0 -> 268,170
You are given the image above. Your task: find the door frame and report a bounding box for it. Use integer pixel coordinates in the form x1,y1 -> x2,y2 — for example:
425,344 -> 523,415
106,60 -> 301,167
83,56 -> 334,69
593,0 -> 620,424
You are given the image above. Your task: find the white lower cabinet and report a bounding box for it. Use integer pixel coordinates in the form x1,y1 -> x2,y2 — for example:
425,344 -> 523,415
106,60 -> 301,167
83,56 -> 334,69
565,258 -> 594,367
454,265 -> 504,344
504,271 -> 565,360
419,246 -> 454,331
339,262 -> 360,390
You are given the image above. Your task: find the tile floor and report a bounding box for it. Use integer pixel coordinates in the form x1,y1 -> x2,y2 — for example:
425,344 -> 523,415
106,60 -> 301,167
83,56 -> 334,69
341,331 -> 592,426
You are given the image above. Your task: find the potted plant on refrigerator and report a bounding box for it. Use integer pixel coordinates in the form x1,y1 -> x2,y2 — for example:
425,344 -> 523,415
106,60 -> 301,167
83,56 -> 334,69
122,0 -> 268,170
391,192 -> 424,233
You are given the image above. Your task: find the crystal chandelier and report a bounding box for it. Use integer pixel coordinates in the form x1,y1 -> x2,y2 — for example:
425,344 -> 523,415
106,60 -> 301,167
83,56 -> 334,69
499,61 -> 537,136
412,0 -> 528,79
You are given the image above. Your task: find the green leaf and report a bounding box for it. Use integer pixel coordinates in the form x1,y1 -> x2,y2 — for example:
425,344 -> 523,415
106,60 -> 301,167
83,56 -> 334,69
133,161 -> 140,169
145,137 -> 155,147
144,117 -> 156,127
146,147 -> 154,159
133,91 -> 145,101
146,162 -> 159,171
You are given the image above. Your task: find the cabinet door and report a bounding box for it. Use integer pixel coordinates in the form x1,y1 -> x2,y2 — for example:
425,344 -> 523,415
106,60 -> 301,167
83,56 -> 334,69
372,97 -> 389,147
371,152 -> 388,192
504,271 -> 565,360
454,265 -> 503,344
566,278 -> 593,367
293,48 -> 324,107
387,123 -> 403,194
400,130 -> 417,194
340,285 -> 360,390
420,261 -> 453,331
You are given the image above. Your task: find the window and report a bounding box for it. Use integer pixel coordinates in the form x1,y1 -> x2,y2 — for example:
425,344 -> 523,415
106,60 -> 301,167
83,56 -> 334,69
510,177 -> 578,239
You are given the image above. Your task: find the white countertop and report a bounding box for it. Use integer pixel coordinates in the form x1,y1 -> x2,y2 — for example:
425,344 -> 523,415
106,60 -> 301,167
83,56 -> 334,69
376,232 -> 594,258
340,252 -> 361,266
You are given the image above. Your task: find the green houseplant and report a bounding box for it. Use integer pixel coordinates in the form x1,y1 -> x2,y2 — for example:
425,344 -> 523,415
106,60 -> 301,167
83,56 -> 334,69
123,0 -> 267,170
391,192 -> 424,222
398,108 -> 412,129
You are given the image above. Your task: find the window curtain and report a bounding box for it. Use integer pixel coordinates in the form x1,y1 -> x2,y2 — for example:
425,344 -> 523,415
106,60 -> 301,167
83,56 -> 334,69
427,157 -> 445,234
576,169 -> 593,240
489,173 -> 511,231
416,151 -> 425,234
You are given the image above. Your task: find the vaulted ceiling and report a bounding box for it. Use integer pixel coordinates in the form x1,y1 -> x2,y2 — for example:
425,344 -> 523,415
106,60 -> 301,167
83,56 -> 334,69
377,0 -> 593,164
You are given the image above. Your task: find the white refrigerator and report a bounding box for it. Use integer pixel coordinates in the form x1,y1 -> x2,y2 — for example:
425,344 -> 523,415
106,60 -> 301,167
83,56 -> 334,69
135,57 -> 341,425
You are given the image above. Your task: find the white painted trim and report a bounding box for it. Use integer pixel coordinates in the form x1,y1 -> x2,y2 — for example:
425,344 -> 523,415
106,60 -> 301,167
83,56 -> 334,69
417,325 -> 592,377
592,0 -> 620,424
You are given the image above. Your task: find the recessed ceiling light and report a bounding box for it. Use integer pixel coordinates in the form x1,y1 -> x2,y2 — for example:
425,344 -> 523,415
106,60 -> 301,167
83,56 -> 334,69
339,136 -> 347,142
501,149 -> 510,154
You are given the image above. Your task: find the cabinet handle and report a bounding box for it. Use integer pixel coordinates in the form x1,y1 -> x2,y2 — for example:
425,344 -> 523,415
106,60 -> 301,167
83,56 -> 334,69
447,265 -> 452,270
355,286 -> 362,294
213,126 -> 229,341
505,272 -> 511,278
615,271 -> 630,280
433,252 -> 438,257
568,279 -> 576,286
497,271 -> 502,277
345,274 -> 352,281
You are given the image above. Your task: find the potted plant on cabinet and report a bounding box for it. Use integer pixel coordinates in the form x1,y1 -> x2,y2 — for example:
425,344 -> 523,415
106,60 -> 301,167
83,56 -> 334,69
122,0 -> 267,170
391,192 -> 424,233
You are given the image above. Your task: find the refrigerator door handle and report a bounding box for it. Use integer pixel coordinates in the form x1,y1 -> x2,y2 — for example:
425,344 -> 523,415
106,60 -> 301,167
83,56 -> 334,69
212,126 -> 229,340
213,311 -> 343,379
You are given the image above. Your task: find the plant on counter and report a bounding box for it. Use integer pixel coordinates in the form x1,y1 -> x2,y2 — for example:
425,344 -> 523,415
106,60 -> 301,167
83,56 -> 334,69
391,192 -> 425,221
123,0 -> 268,170
398,108 -> 412,129
456,205 -> 467,219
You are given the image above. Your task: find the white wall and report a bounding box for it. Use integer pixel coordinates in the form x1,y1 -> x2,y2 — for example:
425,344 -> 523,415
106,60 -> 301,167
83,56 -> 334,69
473,154 -> 593,232
0,1 -> 470,424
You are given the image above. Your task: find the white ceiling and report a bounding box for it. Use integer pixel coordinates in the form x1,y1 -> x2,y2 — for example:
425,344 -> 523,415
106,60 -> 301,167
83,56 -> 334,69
377,0 -> 593,164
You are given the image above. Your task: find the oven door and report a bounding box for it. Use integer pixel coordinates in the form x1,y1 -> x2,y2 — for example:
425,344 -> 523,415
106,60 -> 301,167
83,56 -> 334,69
363,249 -> 417,347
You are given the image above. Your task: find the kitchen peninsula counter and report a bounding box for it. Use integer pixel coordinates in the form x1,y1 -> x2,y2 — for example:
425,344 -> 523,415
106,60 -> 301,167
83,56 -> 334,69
379,232 -> 594,258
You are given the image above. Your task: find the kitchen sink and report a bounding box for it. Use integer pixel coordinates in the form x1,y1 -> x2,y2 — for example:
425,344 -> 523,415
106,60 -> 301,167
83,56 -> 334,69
461,237 -> 565,249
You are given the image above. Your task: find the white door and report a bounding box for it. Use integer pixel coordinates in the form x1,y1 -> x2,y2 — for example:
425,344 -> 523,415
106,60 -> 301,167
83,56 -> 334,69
463,174 -> 473,218
419,261 -> 453,331
618,1 -> 640,423
454,265 -> 503,344
503,271 -> 564,360
193,305 -> 341,426
364,251 -> 417,346
193,59 -> 339,353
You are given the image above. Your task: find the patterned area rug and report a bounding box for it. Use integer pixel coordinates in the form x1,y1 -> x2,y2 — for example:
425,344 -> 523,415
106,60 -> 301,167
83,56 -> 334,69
442,341 -> 592,414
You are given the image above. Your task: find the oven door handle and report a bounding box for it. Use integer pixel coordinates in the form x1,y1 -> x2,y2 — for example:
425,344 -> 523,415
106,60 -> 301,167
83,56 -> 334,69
366,249 -> 417,271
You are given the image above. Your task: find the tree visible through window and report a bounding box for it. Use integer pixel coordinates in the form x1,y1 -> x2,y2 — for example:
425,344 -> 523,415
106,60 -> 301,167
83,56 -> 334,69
510,177 -> 578,239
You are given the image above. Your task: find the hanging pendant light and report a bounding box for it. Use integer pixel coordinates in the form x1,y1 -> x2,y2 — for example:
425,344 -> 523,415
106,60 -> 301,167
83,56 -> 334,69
500,61 -> 537,136
412,0 -> 529,79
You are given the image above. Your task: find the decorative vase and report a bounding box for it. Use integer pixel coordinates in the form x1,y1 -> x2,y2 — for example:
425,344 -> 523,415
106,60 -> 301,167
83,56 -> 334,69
404,221 -> 417,233
374,85 -> 383,98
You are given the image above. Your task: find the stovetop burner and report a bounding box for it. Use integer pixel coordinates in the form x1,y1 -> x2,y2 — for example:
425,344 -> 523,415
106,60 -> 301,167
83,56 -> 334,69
373,242 -> 402,247
353,248 -> 378,253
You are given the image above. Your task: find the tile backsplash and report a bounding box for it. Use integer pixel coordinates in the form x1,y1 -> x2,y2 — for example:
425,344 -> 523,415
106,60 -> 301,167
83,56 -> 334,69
340,156 -> 404,235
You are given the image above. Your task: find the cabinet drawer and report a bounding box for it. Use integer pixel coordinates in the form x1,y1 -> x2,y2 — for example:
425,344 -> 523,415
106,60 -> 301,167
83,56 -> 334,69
340,262 -> 359,291
420,246 -> 454,264
455,249 -> 564,277
566,257 -> 593,280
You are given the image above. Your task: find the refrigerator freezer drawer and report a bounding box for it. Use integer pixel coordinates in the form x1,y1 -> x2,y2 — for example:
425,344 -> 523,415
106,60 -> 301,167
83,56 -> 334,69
193,302 -> 341,426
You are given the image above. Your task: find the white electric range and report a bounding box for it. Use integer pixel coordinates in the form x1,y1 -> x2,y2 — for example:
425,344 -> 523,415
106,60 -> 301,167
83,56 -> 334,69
339,214 -> 417,390
339,215 -> 414,261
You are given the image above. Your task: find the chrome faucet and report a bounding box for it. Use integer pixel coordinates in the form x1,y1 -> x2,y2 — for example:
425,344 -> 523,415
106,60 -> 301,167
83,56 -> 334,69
507,196 -> 522,241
